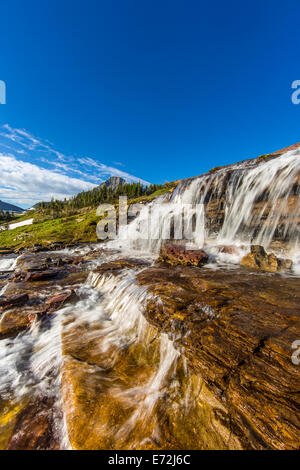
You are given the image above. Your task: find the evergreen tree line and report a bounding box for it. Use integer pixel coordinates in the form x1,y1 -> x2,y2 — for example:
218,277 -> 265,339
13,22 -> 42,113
37,182 -> 166,217
0,210 -> 13,222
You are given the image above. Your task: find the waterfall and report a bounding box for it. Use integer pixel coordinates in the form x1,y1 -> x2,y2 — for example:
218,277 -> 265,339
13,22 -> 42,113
219,150 -> 300,247
110,148 -> 300,263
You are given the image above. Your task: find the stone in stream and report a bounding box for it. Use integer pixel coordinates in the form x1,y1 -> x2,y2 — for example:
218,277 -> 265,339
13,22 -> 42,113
157,243 -> 209,267
0,249 -> 14,255
24,270 -> 60,282
218,245 -> 242,255
45,289 -> 79,315
92,257 -> 151,276
0,309 -> 34,339
0,293 -> 33,338
0,293 -> 29,309
241,245 -> 293,272
0,249 -> 103,340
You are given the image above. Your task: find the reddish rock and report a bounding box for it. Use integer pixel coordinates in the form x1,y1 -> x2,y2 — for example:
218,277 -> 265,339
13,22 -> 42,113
25,270 -> 59,282
0,310 -> 34,339
28,313 -> 38,325
219,245 -> 239,255
0,293 -> 29,309
45,290 -> 79,307
157,243 -> 209,267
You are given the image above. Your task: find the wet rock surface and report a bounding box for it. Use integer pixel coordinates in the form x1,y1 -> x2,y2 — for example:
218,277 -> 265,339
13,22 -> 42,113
1,244 -> 300,450
60,266 -> 240,450
157,243 -> 209,267
137,264 -> 300,450
0,245 -> 107,449
92,257 -> 151,276
4,397 -> 59,450
0,251 -> 94,339
241,245 -> 293,272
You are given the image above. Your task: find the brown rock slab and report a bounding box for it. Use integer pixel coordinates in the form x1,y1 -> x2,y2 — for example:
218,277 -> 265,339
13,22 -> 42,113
93,258 -> 151,276
0,310 -> 32,339
44,289 -> 80,315
45,290 -> 79,306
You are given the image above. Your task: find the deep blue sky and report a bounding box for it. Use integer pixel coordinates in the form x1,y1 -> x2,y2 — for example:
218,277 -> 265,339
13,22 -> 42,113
1,0 -> 300,207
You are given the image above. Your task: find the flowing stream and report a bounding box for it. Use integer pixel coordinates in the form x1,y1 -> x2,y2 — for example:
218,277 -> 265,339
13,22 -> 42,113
0,148 -> 299,449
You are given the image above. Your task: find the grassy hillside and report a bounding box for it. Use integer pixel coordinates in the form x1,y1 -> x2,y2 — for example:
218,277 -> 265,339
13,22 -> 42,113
0,209 -> 99,249
0,183 -> 177,250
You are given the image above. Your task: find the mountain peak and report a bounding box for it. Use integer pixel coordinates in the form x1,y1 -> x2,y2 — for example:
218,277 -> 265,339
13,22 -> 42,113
99,177 -> 126,191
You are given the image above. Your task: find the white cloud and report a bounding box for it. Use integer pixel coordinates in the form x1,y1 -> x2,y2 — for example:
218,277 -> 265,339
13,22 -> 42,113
0,124 -> 151,208
0,153 -> 96,208
0,124 -> 70,161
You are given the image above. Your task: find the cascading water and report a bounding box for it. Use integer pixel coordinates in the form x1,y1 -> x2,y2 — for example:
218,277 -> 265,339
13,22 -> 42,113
1,148 -> 299,449
0,255 -> 21,296
111,148 -> 300,267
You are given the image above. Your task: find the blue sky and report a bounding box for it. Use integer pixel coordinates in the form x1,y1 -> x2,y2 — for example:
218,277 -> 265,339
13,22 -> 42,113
0,0 -> 300,208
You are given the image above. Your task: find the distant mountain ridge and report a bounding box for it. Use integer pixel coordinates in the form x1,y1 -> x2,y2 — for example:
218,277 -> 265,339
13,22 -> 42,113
0,200 -> 24,213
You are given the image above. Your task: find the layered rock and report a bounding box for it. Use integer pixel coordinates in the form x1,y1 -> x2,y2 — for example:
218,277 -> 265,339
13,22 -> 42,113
0,251 -> 91,339
137,264 -> 300,450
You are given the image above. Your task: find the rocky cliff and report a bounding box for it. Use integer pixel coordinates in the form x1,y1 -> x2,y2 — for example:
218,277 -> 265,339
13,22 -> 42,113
99,176 -> 126,191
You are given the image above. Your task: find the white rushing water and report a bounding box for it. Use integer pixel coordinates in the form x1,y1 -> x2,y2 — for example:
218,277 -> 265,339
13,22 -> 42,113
0,308 -> 70,448
110,148 -> 300,268
0,256 -> 19,272
0,255 -> 21,296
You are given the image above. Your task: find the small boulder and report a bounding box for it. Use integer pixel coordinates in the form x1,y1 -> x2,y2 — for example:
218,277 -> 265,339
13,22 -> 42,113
45,290 -> 79,307
240,245 -> 293,273
43,290 -> 80,316
157,243 -> 209,267
25,270 -> 59,282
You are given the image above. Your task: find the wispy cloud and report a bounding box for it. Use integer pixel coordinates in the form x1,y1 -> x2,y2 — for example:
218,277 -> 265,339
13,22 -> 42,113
0,124 -> 151,208
0,124 -> 70,161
